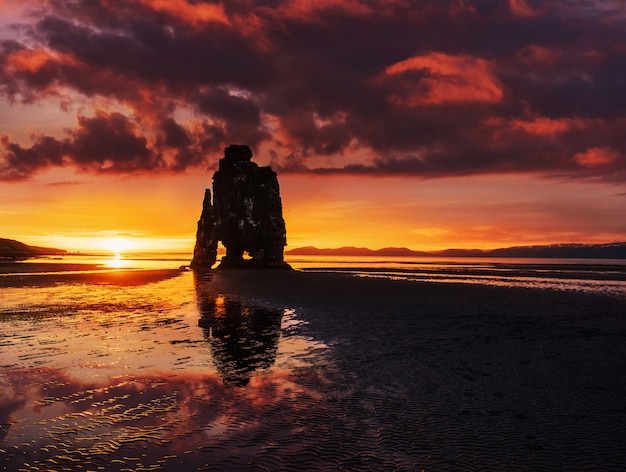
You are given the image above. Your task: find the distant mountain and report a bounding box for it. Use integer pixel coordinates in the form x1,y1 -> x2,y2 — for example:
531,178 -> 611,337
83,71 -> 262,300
375,247 -> 429,256
487,243 -> 626,259
0,238 -> 67,258
286,242 -> 626,259
286,246 -> 376,256
434,248 -> 487,257
286,246 -> 431,256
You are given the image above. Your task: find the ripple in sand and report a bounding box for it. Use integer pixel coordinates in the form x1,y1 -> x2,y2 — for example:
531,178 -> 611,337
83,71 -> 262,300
1,272 -> 341,471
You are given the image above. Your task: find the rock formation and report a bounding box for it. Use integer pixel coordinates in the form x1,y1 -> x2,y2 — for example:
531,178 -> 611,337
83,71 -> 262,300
191,189 -> 218,268
190,145 -> 289,269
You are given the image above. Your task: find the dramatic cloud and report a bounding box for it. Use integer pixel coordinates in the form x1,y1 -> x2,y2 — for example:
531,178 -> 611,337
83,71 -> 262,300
1,0 -> 626,180
384,53 -> 504,105
1,112 -> 164,180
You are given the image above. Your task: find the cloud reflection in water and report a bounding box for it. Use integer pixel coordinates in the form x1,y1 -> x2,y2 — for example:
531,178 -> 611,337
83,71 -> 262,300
0,270 -> 334,471
1,367 -> 323,471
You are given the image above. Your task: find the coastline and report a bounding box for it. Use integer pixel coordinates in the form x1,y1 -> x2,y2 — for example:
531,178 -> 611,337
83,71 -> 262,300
1,265 -> 626,470
0,261 -> 185,287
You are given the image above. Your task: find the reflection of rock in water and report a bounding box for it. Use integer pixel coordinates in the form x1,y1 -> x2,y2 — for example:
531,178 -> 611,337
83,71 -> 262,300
195,278 -> 282,386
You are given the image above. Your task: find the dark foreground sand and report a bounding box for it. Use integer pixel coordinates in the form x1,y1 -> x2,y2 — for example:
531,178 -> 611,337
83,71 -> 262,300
205,269 -> 626,471
2,266 -> 626,471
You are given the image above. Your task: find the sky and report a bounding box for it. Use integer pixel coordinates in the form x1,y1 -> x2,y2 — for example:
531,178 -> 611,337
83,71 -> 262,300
1,0 -> 626,253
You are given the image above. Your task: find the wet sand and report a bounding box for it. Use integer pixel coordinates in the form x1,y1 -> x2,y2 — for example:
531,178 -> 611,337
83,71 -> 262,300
0,261 -> 104,273
1,267 -> 626,471
203,269 -> 626,470
0,261 -> 185,287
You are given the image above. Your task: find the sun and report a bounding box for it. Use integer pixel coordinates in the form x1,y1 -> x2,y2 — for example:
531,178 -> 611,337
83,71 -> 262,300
100,236 -> 140,254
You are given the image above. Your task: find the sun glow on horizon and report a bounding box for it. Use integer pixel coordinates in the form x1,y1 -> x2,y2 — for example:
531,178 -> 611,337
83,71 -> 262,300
26,234 -> 196,255
100,236 -> 143,254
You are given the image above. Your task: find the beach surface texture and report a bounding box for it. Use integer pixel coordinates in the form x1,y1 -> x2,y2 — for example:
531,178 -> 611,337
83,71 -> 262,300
1,262 -> 626,471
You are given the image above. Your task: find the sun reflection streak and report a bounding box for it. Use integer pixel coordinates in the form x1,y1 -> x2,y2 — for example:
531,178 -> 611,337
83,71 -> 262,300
105,254 -> 131,268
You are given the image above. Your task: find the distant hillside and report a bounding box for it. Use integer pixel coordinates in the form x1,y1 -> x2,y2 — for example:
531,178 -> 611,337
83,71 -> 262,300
0,238 -> 67,258
487,243 -> 626,259
286,242 -> 626,259
285,246 -> 415,256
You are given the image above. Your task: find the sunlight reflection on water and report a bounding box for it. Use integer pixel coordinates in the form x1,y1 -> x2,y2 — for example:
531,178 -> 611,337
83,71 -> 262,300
0,271 -> 332,471
104,253 -> 132,268
3,255 -> 626,470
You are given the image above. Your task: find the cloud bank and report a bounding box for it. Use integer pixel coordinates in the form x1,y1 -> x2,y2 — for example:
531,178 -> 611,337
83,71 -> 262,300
1,0 -> 625,180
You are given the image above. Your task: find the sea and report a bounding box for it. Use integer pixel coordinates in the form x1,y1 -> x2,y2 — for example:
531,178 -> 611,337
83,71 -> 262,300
287,254 -> 626,298
5,252 -> 626,298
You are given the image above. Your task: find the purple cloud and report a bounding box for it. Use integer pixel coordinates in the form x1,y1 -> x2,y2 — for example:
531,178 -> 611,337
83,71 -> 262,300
1,0 -> 625,180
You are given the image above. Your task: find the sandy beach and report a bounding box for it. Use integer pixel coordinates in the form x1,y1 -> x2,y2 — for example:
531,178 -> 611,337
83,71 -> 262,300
1,263 -> 626,471
207,269 -> 626,470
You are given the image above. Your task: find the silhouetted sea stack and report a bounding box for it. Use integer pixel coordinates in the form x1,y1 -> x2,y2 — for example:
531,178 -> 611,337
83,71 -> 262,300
191,145 -> 290,269
191,189 -> 219,268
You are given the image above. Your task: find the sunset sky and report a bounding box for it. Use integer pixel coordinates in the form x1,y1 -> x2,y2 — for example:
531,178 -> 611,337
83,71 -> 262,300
1,0 -> 626,253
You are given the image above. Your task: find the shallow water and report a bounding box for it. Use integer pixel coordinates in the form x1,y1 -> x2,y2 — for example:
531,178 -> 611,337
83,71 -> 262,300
1,271 -> 332,471
2,256 -> 626,471
6,253 -> 626,298
288,255 -> 626,298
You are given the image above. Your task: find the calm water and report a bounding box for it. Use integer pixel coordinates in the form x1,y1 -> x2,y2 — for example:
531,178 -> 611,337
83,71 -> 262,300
2,253 -> 626,470
1,267 -> 331,471
5,252 -> 626,298
288,254 -> 626,298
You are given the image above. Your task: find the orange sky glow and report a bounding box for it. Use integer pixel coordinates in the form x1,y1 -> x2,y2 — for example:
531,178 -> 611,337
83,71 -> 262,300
2,1 -> 626,254
3,168 -> 625,254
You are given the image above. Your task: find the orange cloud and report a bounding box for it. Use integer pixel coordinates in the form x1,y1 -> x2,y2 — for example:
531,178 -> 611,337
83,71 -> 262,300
133,0 -> 229,26
575,146 -> 621,166
482,116 -> 598,141
7,49 -> 76,73
7,49 -> 50,72
275,0 -> 374,20
384,52 -> 504,106
509,117 -> 588,136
